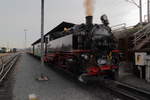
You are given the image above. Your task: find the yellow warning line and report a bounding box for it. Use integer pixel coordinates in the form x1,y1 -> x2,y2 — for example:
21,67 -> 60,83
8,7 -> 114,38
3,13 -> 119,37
0,53 -> 10,57
29,94 -> 38,100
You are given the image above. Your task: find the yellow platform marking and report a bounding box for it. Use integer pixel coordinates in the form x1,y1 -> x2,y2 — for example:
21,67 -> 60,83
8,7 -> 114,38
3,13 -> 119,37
29,94 -> 38,100
0,53 -> 10,57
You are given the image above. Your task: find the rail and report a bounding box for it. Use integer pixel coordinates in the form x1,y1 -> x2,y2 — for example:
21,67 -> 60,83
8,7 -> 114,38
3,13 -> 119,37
100,80 -> 150,100
0,53 -> 20,82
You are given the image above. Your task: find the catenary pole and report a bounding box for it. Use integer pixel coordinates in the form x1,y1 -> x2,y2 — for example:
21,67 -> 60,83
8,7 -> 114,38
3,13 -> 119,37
41,0 -> 44,65
148,0 -> 150,22
139,0 -> 142,24
24,29 -> 27,49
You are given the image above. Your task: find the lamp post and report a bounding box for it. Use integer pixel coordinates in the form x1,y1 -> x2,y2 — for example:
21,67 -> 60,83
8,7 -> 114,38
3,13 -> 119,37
148,0 -> 150,22
24,29 -> 27,50
41,0 -> 44,65
139,0 -> 142,25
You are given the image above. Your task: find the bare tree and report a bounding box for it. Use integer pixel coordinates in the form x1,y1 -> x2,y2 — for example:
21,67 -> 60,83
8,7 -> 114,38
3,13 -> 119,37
124,0 -> 142,25
125,0 -> 140,7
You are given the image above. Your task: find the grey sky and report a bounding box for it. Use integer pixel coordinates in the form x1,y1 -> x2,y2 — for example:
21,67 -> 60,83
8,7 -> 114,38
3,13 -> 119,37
0,0 -> 147,48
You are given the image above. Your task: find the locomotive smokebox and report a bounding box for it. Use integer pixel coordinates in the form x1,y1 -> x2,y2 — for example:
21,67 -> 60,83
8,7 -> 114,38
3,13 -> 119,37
86,16 -> 93,25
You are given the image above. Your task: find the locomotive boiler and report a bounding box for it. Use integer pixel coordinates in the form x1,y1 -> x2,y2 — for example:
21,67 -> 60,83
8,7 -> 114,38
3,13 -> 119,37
44,15 -> 120,82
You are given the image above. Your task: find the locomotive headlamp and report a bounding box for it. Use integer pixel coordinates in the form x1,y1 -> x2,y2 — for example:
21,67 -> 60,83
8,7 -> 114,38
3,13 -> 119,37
97,59 -> 107,66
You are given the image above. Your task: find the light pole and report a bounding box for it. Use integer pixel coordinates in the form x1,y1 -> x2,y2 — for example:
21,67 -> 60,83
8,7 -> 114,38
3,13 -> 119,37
41,0 -> 44,65
139,0 -> 142,25
24,29 -> 27,50
148,0 -> 150,22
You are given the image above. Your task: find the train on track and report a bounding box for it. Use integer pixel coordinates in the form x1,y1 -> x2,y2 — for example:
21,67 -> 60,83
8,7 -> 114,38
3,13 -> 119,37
29,15 -> 121,82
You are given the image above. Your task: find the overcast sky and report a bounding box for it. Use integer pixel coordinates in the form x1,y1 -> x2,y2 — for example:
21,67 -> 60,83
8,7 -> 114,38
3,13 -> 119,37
0,0 -> 147,48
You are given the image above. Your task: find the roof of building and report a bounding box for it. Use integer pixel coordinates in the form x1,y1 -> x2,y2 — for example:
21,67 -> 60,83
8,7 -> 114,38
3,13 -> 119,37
45,21 -> 75,36
32,21 -> 75,45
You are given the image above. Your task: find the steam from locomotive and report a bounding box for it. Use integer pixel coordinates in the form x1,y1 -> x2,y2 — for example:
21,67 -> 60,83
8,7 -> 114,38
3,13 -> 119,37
84,0 -> 94,16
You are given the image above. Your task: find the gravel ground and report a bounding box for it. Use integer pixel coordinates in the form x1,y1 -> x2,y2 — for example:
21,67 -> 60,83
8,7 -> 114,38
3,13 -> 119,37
0,54 -> 18,100
12,54 -> 114,100
0,53 -> 14,65
0,69 -> 13,100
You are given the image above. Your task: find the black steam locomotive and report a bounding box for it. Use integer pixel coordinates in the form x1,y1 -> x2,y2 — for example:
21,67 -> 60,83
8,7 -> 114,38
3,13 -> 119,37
42,15 -> 120,82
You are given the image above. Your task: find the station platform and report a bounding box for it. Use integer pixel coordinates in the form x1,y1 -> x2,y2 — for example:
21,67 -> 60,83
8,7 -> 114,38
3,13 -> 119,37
12,53 -> 113,100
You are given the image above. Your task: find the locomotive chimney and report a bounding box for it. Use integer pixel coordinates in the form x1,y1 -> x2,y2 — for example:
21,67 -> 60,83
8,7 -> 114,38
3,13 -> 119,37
84,0 -> 94,25
86,16 -> 93,25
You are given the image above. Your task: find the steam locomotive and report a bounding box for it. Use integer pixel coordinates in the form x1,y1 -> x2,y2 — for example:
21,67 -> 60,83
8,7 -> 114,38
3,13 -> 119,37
31,15 -> 120,82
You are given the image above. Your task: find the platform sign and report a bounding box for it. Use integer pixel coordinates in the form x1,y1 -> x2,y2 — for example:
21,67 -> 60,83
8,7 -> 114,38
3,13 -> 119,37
135,52 -> 147,66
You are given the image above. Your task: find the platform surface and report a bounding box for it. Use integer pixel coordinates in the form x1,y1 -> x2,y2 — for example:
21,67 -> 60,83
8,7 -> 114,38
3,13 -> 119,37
12,54 -> 113,100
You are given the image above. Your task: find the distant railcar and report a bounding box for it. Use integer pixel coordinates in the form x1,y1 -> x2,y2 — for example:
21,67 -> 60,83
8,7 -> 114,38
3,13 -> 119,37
0,47 -> 7,53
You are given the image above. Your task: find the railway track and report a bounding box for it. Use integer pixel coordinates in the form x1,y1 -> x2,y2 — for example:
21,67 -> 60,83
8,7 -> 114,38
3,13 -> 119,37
0,53 -> 20,100
101,80 -> 150,100
0,53 -> 20,82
